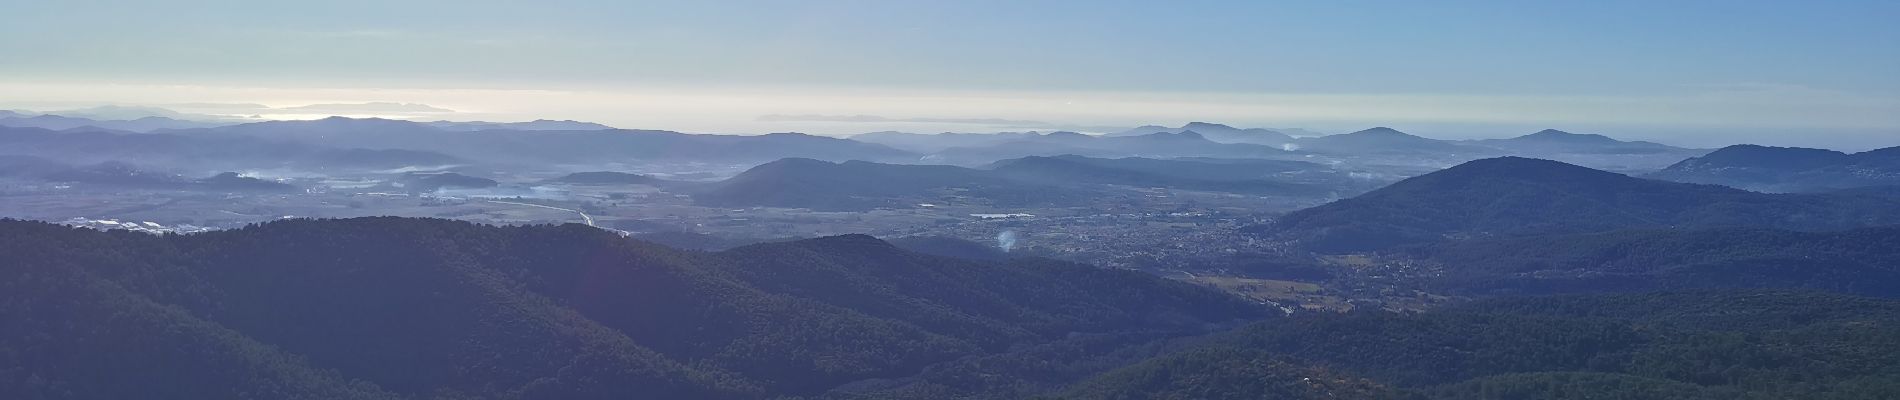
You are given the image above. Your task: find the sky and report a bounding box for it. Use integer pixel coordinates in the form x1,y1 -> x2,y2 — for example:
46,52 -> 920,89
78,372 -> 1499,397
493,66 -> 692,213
2,0 -> 1896,149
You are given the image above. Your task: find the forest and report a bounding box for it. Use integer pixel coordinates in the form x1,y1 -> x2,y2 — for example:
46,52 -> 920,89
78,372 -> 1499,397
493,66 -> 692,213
0,217 -> 1259,399
7,217 -> 1900,399
1057,291 -> 1900,400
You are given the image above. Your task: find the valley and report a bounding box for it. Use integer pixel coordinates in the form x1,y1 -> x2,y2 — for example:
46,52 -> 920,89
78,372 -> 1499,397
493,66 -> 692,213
7,117 -> 1898,316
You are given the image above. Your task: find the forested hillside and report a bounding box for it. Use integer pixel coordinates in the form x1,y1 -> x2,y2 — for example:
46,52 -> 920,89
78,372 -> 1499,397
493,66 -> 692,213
1649,144 -> 1900,192
1255,157 -> 1900,251
1395,226 -> 1900,297
0,217 -> 1263,400
9,217 -> 1900,400
1058,291 -> 1900,400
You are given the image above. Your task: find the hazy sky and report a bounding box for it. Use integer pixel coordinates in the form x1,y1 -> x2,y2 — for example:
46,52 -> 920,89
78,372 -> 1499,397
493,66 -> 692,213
2,0 -> 1896,149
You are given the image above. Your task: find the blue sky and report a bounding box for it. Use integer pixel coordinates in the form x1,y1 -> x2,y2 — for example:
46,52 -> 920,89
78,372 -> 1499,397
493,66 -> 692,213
2,0 -> 1896,148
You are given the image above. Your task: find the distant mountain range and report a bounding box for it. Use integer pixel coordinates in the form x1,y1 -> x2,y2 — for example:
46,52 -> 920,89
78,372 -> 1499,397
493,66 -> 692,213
986,155 -> 1337,196
849,131 -> 1052,153
0,116 -> 914,172
0,114 -> 232,132
423,119 -> 615,131
1296,127 -> 1493,156
859,124 -> 1713,171
18,111 -> 1887,193
694,155 -> 1360,211
1111,122 -> 1297,146
928,131 -> 1298,164
855,128 -> 1303,163
1476,129 -> 1687,155
168,117 -> 916,164
1300,126 -> 1694,159
1648,144 -> 1900,192
993,154 -> 1321,180
1252,156 -> 1900,251
1,108 -> 1747,176
693,158 -> 1090,211
38,105 -> 216,121
0,125 -> 464,173
1463,129 -> 1709,172
0,106 -> 621,133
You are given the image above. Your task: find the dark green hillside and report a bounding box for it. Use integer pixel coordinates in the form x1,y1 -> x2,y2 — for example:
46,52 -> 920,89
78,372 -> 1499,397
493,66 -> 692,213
0,217 -> 1263,399
0,226 -> 401,400
1255,157 -> 1900,251
13,217 -> 1899,400
1057,348 -> 1397,400
1057,291 -> 1900,400
114,218 -> 759,399
716,236 -> 1265,351
1396,226 -> 1900,296
886,235 -> 1010,261
1649,144 -> 1900,192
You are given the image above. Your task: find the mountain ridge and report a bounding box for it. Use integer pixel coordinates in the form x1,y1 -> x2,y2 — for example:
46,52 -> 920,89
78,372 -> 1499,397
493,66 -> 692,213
0,216 -> 1265,399
1254,156 -> 1900,251
1648,144 -> 1900,192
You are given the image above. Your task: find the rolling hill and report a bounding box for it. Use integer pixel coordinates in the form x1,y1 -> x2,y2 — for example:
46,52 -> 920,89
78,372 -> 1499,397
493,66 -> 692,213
8,218 -> 1899,399
1057,290 -> 1900,400
1296,127 -> 1493,155
0,217 -> 1264,399
692,158 -> 1088,211
986,155 -> 1333,195
1474,129 -> 1691,155
1465,129 -> 1710,171
1110,122 -> 1297,146
697,155 -> 1355,211
1253,157 -> 1900,251
1395,226 -> 1900,297
1648,144 -> 1900,192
